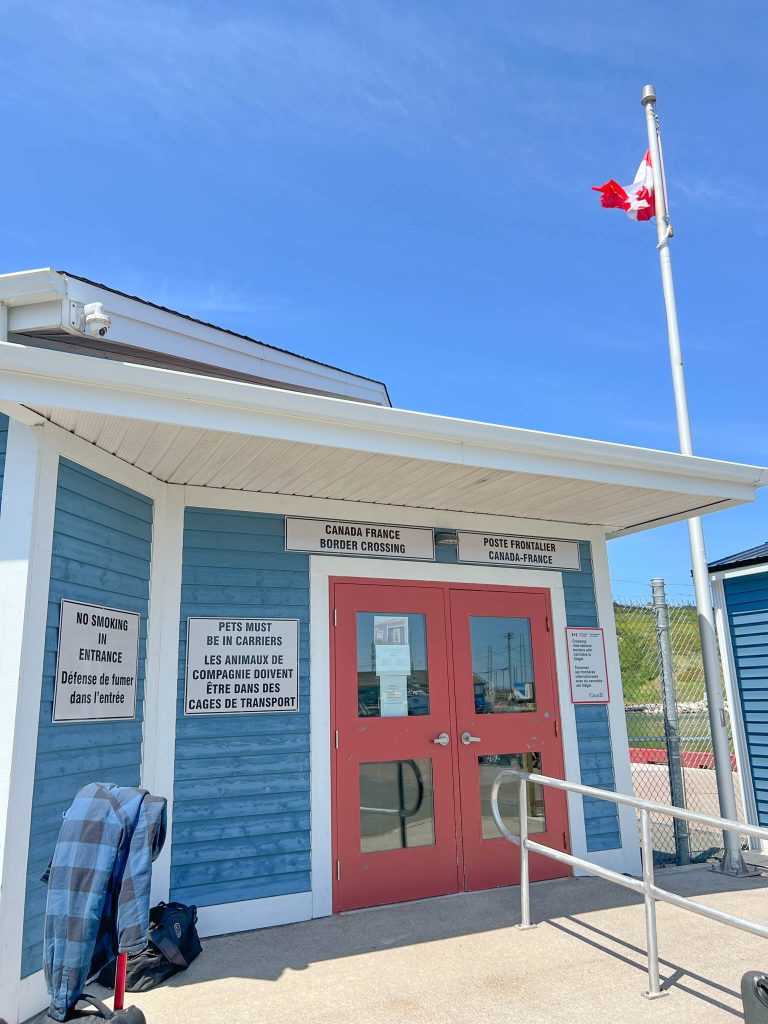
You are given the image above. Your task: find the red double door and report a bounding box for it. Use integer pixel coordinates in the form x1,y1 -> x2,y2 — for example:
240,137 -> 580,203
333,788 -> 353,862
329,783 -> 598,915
331,578 -> 570,912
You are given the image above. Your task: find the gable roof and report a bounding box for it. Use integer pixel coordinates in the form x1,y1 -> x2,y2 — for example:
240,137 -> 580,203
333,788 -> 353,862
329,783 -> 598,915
709,540 -> 768,573
58,271 -> 391,404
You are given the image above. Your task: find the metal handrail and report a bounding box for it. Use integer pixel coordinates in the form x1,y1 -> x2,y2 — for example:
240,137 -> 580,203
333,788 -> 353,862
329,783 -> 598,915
490,769 -> 768,1000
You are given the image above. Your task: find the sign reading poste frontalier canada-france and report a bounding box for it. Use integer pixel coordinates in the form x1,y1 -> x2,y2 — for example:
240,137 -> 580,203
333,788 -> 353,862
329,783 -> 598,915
285,517 -> 435,561
456,531 -> 581,571
184,617 -> 299,715
53,600 -> 140,723
566,627 -> 610,704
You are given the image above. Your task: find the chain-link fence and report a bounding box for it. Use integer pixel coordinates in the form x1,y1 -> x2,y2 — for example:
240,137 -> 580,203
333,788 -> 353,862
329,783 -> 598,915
614,586 -> 744,867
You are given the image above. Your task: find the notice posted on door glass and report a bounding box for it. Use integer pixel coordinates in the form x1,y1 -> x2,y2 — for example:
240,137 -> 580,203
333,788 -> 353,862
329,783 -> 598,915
374,615 -> 410,716
566,627 -> 610,704
185,617 -> 300,715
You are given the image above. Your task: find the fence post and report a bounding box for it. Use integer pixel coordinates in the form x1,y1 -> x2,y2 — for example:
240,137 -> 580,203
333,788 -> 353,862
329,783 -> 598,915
651,578 -> 691,866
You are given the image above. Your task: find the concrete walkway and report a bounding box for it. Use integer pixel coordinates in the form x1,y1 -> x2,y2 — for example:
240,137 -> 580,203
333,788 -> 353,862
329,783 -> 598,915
53,866 -> 768,1023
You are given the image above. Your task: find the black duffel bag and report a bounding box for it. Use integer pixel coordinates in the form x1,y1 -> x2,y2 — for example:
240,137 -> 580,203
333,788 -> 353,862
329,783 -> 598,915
98,902 -> 202,993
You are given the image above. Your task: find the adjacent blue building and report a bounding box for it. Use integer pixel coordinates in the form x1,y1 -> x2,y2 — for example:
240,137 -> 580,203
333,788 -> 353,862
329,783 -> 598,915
710,542 -> 768,837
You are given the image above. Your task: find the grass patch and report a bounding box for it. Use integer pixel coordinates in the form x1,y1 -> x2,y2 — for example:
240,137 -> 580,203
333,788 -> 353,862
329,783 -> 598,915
614,601 -> 705,706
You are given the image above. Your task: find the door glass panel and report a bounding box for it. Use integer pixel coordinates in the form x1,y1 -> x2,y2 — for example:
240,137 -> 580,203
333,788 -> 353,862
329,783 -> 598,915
360,759 -> 435,852
356,612 -> 429,717
469,616 -> 535,713
478,752 -> 546,840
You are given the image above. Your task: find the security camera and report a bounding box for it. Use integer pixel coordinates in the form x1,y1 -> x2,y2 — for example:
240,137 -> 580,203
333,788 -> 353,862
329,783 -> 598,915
83,302 -> 112,338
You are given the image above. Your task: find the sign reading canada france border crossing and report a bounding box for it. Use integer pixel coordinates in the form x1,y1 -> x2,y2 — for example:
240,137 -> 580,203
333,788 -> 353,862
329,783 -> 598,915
184,617 -> 300,715
285,516 -> 435,561
52,599 -> 140,723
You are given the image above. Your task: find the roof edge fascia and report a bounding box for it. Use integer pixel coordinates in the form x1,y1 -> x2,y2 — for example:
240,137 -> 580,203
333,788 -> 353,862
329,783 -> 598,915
0,340 -> 765,504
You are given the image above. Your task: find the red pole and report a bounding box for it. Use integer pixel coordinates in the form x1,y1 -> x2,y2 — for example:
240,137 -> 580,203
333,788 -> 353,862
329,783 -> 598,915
114,952 -> 128,1011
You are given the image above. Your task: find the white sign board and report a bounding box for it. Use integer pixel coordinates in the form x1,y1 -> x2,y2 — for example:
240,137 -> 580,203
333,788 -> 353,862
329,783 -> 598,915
286,517 -> 434,561
53,600 -> 140,723
566,627 -> 610,704
374,615 -> 410,717
185,617 -> 299,715
457,531 -> 581,571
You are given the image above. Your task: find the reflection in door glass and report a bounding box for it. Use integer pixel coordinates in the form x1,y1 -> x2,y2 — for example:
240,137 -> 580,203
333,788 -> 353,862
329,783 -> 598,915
469,616 -> 535,713
478,752 -> 546,840
356,613 -> 430,717
359,759 -> 435,852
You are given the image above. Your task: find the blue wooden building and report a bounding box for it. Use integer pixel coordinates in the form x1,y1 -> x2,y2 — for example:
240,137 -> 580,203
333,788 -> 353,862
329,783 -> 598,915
0,269 -> 766,1023
710,543 -> 768,840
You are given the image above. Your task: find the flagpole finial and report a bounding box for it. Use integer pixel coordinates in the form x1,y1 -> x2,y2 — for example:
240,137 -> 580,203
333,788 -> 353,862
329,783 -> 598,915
641,84 -> 657,106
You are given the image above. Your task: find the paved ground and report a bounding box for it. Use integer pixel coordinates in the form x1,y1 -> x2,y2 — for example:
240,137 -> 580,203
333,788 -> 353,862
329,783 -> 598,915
632,765 -> 749,862
39,864 -> 768,1024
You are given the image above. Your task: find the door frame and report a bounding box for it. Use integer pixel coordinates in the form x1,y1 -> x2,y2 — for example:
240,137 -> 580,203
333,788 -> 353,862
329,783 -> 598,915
309,556 -> 588,919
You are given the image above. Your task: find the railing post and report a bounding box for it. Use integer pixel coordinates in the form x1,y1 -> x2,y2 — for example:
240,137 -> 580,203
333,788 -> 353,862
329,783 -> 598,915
640,808 -> 666,999
518,776 -> 536,929
651,578 -> 691,866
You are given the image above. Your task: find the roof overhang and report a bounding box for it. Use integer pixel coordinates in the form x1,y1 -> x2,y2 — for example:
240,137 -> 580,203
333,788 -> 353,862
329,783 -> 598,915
0,340 -> 765,538
0,268 -> 390,405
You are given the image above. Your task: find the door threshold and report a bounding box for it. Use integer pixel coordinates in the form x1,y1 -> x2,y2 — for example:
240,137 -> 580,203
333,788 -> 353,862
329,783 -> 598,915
340,888 -> 497,916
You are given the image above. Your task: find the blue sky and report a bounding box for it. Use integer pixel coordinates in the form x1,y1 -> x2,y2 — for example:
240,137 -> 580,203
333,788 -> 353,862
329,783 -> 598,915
3,0 -> 766,600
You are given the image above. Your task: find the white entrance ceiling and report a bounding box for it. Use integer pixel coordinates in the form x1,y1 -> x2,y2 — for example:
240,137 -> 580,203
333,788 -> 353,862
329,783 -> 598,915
24,403 -> 755,536
1,341 -> 765,538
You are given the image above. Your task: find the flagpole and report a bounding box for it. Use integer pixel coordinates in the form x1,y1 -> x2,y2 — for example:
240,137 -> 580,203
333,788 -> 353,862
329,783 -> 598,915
640,84 -> 749,874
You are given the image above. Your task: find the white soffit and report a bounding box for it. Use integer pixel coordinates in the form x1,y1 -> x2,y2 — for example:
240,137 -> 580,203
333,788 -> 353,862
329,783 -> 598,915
0,341 -> 765,537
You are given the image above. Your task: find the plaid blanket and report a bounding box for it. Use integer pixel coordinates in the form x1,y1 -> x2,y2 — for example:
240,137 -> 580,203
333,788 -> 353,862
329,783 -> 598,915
42,783 -> 166,1021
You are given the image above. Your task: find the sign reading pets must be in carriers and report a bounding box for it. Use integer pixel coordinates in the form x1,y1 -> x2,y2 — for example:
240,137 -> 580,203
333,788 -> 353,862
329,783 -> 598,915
184,617 -> 300,715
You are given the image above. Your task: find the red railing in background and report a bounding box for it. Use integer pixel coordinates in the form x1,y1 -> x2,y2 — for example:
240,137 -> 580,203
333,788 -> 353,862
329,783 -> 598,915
630,747 -> 737,771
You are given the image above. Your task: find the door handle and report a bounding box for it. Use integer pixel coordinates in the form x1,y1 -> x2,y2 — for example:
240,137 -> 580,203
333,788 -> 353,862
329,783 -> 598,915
461,731 -> 481,745
432,732 -> 450,746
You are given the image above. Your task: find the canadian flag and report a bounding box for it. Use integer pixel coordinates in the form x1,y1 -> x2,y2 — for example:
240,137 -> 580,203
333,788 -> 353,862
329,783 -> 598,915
593,150 -> 656,221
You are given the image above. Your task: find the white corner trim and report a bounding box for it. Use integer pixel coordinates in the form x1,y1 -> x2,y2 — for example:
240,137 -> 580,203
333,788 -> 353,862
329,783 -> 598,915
18,969 -> 48,1024
142,485 -> 185,902
591,536 -> 642,876
710,564 -> 768,582
309,565 -> 333,920
0,422 -> 58,1024
711,579 -> 761,846
196,891 -> 313,938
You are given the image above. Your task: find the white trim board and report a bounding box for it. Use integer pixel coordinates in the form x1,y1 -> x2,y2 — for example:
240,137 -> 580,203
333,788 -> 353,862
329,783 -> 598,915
0,422 -> 58,1024
710,563 -> 768,582
196,891 -> 313,939
142,485 -> 185,903
0,341 -> 764,505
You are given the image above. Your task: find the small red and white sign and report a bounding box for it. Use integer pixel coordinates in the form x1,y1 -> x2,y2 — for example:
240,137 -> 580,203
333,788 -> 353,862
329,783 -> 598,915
566,627 -> 610,704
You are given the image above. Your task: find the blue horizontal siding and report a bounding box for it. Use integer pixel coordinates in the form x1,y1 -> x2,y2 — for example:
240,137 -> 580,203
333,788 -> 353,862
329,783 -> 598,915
0,412 -> 8,512
565,542 -> 621,852
170,509 -> 311,908
724,572 -> 768,826
21,459 -> 153,979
